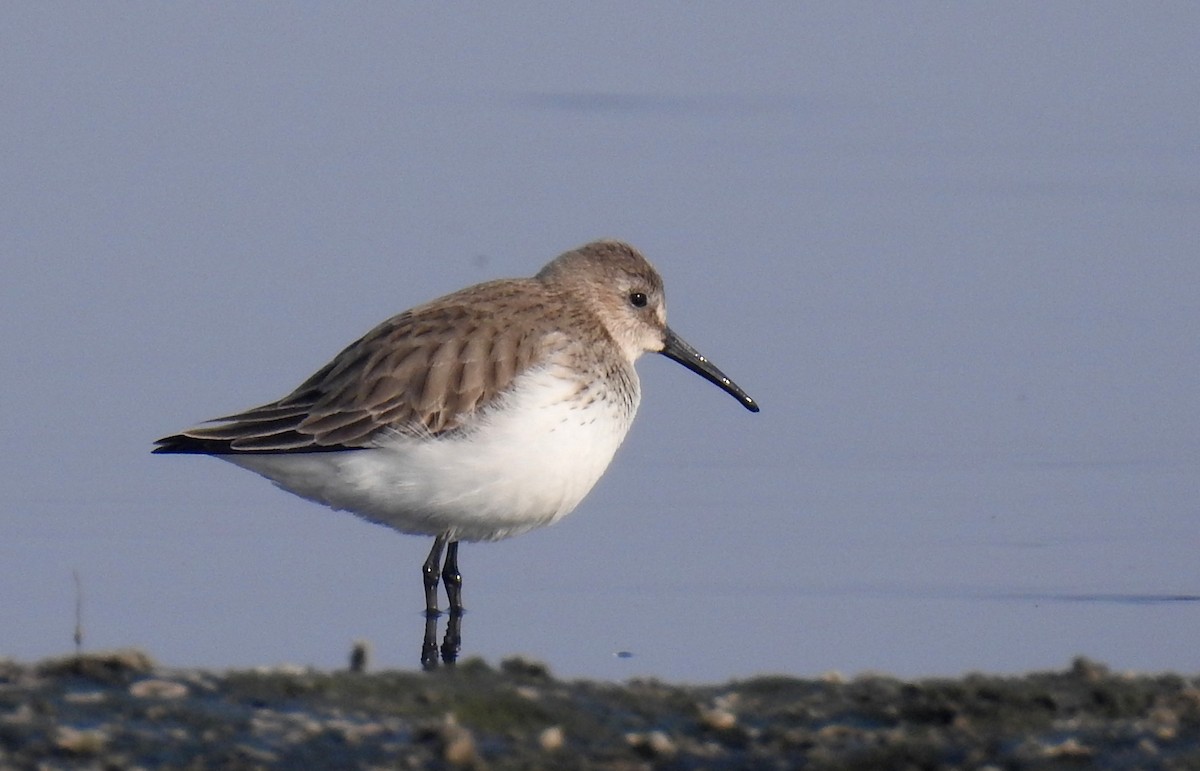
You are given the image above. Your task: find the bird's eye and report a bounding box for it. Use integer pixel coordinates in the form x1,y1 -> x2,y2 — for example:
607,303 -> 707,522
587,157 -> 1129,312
629,291 -> 648,308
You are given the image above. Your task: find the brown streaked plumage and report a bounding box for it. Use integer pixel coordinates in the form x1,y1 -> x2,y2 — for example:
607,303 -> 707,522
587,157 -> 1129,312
157,281 -> 557,451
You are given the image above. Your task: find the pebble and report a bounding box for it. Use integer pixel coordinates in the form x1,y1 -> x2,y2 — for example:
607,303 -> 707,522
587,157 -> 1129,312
129,679 -> 188,699
55,725 -> 108,755
436,714 -> 482,768
1041,737 -> 1093,759
538,725 -> 564,751
64,690 -> 106,704
700,707 -> 738,731
627,730 -> 677,758
514,685 -> 541,701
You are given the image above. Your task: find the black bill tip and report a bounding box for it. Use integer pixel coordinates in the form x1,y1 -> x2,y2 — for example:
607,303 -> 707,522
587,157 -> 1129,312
659,328 -> 759,412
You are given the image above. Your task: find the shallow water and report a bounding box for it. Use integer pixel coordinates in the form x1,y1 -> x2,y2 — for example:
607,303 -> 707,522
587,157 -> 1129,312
2,6 -> 1197,682
5,455 -> 1196,682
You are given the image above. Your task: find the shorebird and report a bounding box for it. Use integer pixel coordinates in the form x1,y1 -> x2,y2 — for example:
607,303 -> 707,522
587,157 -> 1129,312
154,240 -> 759,616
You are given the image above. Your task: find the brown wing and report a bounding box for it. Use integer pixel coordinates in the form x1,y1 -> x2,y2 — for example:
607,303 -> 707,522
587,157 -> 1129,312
153,279 -> 553,454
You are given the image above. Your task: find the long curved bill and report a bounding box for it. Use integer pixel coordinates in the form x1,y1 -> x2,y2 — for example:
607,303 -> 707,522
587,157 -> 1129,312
659,327 -> 760,413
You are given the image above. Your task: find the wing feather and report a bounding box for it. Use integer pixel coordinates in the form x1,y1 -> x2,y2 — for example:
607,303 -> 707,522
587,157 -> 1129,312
153,279 -> 557,455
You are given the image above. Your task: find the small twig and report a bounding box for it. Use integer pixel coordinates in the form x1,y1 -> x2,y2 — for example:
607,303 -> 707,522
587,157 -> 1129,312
349,639 -> 371,673
72,570 -> 84,656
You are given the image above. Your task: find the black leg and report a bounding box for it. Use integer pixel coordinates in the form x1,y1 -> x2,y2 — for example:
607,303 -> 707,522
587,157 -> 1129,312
418,536 -> 464,671
442,540 -> 463,614
422,534 -> 448,617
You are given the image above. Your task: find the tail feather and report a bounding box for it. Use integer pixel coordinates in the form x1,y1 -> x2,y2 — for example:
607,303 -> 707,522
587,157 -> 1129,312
152,431 -> 359,455
152,434 -> 240,455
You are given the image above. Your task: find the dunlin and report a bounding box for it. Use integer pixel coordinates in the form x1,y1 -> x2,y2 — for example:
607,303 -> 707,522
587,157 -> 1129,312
155,240 -> 758,616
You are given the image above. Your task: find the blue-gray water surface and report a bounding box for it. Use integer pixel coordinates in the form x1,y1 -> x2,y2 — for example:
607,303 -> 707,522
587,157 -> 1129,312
2,5 -> 1197,682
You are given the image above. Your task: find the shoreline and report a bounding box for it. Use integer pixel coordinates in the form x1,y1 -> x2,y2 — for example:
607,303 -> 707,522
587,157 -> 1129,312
2,649 -> 1197,768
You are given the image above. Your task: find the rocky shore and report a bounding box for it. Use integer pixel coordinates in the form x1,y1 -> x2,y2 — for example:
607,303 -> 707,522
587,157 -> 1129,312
2,649 -> 1198,769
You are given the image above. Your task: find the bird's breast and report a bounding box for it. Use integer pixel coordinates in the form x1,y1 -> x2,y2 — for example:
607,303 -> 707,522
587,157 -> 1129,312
352,361 -> 642,540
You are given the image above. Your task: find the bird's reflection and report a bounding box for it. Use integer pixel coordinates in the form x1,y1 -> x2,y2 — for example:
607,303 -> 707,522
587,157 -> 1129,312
421,610 -> 462,670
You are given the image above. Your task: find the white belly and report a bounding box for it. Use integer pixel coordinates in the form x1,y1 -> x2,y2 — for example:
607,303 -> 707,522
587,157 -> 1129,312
221,365 -> 640,541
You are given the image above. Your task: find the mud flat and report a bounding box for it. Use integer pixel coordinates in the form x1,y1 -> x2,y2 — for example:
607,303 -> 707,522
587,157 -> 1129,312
2,650 -> 1198,769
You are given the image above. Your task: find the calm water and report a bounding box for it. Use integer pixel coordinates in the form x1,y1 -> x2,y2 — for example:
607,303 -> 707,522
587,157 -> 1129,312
3,6 -> 1197,682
